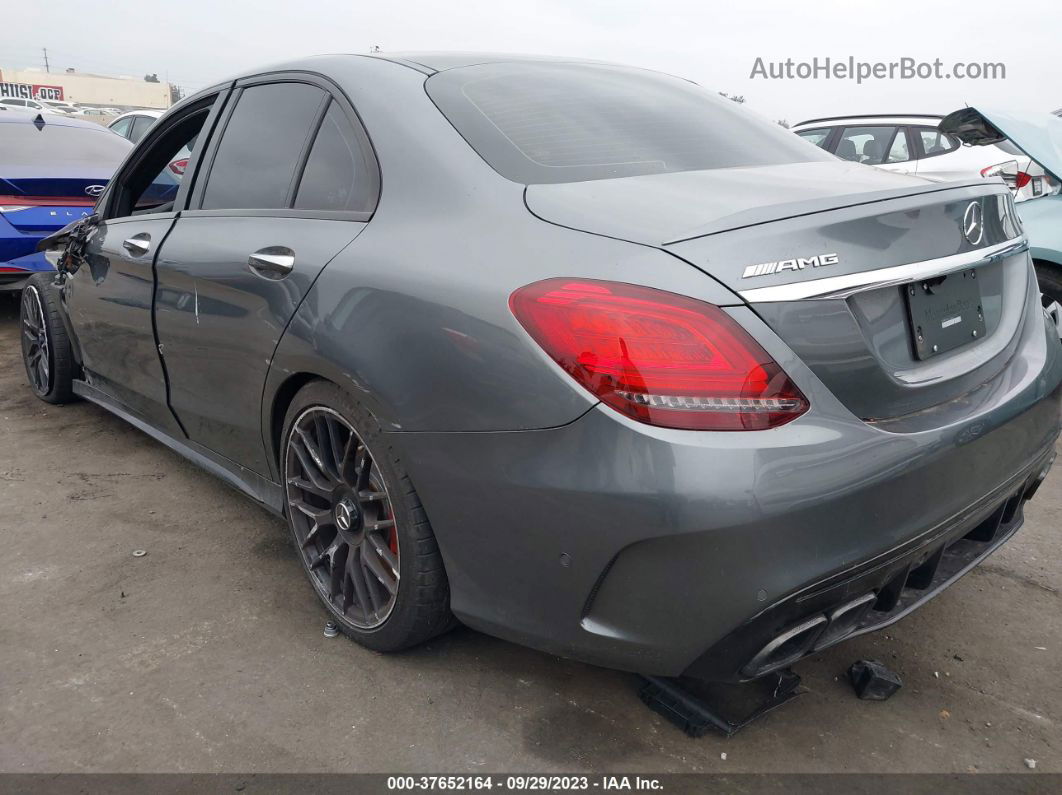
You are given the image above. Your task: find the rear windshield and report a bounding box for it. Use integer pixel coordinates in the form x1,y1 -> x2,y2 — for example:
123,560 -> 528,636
426,62 -> 831,184
0,122 -> 131,165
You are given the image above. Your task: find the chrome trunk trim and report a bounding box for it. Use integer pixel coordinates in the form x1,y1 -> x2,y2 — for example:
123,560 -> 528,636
738,237 -> 1026,303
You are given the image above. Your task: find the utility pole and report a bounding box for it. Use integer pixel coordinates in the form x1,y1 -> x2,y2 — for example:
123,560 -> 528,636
42,47 -> 50,73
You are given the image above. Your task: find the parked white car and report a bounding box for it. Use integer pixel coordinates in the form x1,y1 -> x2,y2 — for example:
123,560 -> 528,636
40,100 -> 80,115
107,109 -> 162,143
792,114 -> 1043,202
0,97 -> 51,113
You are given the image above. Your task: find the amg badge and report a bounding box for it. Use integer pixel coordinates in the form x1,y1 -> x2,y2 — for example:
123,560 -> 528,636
741,252 -> 839,279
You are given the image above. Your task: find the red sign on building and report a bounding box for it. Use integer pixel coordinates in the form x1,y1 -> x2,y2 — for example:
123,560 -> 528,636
0,82 -> 65,101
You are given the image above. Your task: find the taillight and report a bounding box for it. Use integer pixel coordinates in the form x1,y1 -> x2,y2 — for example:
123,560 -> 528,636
0,194 -> 96,211
168,158 -> 188,176
1013,171 -> 1033,189
981,161 -> 1017,183
509,279 -> 808,430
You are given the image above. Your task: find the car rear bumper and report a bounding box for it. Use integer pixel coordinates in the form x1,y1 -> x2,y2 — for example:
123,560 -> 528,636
0,254 -> 50,291
686,448 -> 1054,680
395,308 -> 1062,680
1,205 -> 87,277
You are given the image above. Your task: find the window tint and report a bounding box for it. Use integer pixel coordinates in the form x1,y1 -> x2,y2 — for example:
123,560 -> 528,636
110,117 -> 133,139
426,62 -> 832,184
129,115 -> 154,143
1,98 -> 26,107
916,127 -> 958,157
835,126 -> 898,165
294,102 -> 373,212
885,130 -> 910,163
796,128 -> 831,149
201,82 -> 324,210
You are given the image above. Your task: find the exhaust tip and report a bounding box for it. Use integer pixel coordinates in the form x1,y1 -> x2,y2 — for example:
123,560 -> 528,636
741,615 -> 826,678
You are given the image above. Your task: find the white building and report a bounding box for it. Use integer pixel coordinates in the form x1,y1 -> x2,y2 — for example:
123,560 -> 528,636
0,66 -> 173,109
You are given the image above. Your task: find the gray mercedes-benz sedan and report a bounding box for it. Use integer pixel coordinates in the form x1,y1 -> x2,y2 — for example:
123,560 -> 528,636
24,53 -> 1061,682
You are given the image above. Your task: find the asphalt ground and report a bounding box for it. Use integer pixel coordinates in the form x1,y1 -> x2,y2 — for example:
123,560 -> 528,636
0,291 -> 1059,774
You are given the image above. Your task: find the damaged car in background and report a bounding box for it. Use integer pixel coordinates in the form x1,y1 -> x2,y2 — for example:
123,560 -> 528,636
22,55 -> 1062,700
1,112 -> 130,291
941,106 -> 1062,330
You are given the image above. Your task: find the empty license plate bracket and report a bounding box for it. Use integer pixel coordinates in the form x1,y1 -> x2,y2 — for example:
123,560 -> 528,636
905,269 -> 986,361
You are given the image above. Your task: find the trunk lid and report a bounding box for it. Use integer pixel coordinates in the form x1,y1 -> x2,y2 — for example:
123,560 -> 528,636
0,168 -> 107,234
526,161 -> 1031,422
940,106 -> 1062,185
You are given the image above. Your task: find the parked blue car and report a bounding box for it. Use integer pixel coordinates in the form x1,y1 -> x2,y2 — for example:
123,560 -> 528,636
941,106 -> 1062,327
0,109 -> 130,291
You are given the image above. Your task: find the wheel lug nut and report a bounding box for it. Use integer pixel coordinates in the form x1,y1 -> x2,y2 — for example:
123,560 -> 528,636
323,621 -> 339,638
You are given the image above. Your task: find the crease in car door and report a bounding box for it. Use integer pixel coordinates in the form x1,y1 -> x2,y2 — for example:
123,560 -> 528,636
152,80 -> 376,477
67,213 -> 182,437
154,218 -> 364,476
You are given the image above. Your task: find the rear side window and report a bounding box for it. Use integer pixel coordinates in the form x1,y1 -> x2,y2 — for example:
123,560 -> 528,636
109,117 -> 133,139
885,129 -> 911,163
0,122 -> 132,164
129,115 -> 154,143
201,82 -> 325,210
294,101 -> 375,212
426,62 -> 832,184
915,127 -> 958,158
796,128 -> 832,149
835,126 -> 898,165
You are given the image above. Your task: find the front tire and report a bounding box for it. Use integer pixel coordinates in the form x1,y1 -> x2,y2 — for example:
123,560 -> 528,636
20,273 -> 76,404
1035,262 -> 1062,307
281,380 -> 454,651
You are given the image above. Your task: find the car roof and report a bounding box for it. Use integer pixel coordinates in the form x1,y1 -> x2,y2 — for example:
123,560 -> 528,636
793,114 -> 945,128
175,51 -> 674,115
372,51 -> 611,73
110,109 -> 164,124
0,111 -> 111,131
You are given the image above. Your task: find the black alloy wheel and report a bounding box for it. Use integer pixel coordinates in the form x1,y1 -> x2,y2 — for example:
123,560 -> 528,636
285,406 -> 401,629
21,285 -> 51,395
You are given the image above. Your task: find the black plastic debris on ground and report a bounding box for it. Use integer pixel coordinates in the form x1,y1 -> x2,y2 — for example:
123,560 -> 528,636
848,659 -> 903,701
638,669 -> 803,738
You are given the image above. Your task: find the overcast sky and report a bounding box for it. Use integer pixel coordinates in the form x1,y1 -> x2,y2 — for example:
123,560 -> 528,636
3,0 -> 1059,121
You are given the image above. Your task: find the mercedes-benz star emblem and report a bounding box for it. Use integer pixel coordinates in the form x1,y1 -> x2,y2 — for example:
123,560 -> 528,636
84,184 -> 105,197
963,201 -> 984,246
335,502 -> 352,531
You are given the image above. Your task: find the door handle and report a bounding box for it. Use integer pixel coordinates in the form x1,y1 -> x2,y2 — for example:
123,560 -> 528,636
122,233 -> 151,256
248,246 -> 295,279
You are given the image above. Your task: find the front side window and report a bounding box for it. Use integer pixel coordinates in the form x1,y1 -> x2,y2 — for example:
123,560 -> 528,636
835,126 -> 899,165
796,128 -> 832,149
110,103 -> 211,217
1,98 -> 27,107
426,62 -> 832,184
201,82 -> 324,210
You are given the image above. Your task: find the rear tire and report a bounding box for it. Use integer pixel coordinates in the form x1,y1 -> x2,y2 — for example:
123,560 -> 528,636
1035,262 -> 1062,306
20,272 -> 76,404
281,380 -> 455,652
